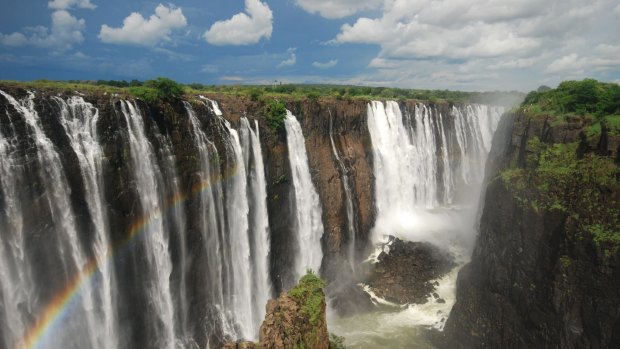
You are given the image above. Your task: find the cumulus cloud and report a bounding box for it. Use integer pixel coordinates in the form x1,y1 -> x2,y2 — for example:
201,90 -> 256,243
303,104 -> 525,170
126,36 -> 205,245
295,0 -> 382,19
312,59 -> 338,69
204,0 -> 272,46
277,48 -> 296,68
0,32 -> 28,46
329,0 -> 620,89
48,0 -> 96,10
0,10 -> 86,51
99,4 -> 187,46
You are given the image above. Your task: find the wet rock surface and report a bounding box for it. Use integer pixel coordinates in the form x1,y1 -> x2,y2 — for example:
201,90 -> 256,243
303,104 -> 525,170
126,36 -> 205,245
366,237 -> 457,305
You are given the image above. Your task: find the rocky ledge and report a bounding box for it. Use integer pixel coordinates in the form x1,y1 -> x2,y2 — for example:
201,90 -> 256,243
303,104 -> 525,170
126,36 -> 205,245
223,271 -> 329,349
365,237 -> 457,305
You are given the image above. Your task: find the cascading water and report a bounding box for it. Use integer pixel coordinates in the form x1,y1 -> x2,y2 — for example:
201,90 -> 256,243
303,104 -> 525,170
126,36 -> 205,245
0,91 -> 276,348
0,91 -> 101,349
0,92 -> 33,349
221,118 -> 255,339
119,101 -> 176,349
331,100 -> 503,348
367,101 -> 503,244
184,103 -> 272,342
54,96 -> 118,349
239,117 -> 273,330
184,102 -> 237,341
329,111 -> 357,271
284,110 -> 324,279
0,87 -> 506,349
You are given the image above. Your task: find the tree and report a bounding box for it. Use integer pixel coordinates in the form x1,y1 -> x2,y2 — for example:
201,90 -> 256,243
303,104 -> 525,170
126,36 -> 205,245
144,77 -> 185,101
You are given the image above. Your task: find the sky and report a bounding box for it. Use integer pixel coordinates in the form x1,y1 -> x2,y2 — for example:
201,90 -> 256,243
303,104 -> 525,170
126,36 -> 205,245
0,0 -> 619,91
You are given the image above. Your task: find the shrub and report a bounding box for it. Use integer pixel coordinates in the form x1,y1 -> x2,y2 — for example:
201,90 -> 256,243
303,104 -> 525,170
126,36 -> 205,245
329,333 -> 347,349
288,270 -> 326,326
130,77 -> 185,103
264,99 -> 287,131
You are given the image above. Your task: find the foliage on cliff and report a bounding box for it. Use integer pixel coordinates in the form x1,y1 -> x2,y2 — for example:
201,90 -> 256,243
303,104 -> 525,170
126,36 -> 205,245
288,270 -> 326,326
502,79 -> 620,253
501,138 -> 620,250
263,99 -> 287,131
256,270 -> 329,349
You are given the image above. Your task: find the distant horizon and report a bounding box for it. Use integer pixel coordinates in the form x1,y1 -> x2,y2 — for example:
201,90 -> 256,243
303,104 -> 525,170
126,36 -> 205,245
1,77 -> 535,94
1,1 -> 619,92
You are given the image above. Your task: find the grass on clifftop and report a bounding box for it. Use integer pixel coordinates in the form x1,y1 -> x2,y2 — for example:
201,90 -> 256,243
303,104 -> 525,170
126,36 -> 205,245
0,79 -> 524,106
288,270 -> 326,326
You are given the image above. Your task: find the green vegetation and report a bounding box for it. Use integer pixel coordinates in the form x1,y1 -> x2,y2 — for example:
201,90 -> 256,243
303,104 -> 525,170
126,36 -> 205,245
501,138 -> 619,248
0,79 -> 524,106
128,77 -> 185,103
501,79 -> 620,253
288,270 -> 326,326
523,79 -> 620,116
329,333 -> 347,349
264,99 -> 287,131
523,79 -> 620,137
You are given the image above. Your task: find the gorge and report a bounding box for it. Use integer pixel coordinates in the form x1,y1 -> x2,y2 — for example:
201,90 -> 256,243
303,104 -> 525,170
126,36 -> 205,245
0,80 -> 618,349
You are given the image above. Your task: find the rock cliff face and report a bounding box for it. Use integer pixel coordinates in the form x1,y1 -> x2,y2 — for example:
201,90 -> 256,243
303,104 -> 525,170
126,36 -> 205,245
439,111 -> 620,348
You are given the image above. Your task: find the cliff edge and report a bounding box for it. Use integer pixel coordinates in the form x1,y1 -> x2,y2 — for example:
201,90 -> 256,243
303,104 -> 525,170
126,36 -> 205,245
439,80 -> 620,348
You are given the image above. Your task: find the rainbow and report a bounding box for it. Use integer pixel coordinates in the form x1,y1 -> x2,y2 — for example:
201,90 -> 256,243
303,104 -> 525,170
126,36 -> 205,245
16,163 -> 239,349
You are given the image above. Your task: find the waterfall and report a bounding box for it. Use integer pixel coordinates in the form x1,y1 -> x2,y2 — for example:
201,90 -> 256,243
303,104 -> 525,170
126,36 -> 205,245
284,110 -> 324,278
239,117 -> 272,331
329,112 -> 357,271
157,130 -> 189,345
184,104 -> 271,341
0,91 -> 32,349
367,101 -> 503,244
0,91 -> 100,348
119,101 -> 176,349
184,102 -> 237,340
53,96 -> 118,349
221,119 -> 255,339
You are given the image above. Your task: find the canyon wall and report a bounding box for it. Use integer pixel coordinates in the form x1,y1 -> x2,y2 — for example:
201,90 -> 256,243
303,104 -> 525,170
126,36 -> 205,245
440,110 -> 620,348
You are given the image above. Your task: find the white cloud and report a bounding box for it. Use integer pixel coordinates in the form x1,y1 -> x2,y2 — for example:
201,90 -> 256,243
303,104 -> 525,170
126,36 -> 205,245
312,59 -> 338,69
48,0 -> 96,10
295,0 -> 382,19
99,4 -> 187,46
277,48 -> 296,68
204,0 -> 272,46
0,10 -> 86,51
328,0 -> 620,90
546,47 -> 620,74
546,53 -> 584,73
0,32 -> 28,46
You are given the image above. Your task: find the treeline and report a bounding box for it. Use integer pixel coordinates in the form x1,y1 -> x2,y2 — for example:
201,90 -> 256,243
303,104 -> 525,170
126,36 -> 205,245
66,79 -> 144,87
523,78 -> 620,116
186,83 -> 524,106
55,79 -> 523,106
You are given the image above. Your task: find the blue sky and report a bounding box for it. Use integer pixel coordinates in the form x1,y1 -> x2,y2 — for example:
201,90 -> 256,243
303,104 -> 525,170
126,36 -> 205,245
1,0 -> 619,91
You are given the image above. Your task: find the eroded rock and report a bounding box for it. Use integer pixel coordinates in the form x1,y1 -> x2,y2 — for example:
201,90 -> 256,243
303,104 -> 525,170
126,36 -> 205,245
366,237 -> 457,305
